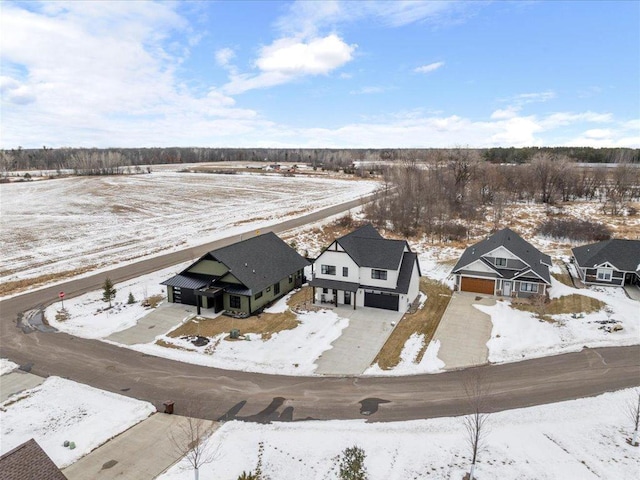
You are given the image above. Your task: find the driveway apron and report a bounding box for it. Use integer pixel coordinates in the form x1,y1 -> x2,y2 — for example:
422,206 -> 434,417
106,303 -> 197,345
63,414 -> 218,480
315,306 -> 402,375
432,292 -> 495,370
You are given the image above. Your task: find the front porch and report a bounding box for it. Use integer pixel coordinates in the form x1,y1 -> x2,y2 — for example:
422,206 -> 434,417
308,277 -> 359,310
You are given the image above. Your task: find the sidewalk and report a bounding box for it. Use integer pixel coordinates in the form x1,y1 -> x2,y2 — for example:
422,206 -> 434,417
315,306 -> 402,375
63,414 -> 218,480
106,302 -> 197,345
432,292 -> 495,370
0,369 -> 45,402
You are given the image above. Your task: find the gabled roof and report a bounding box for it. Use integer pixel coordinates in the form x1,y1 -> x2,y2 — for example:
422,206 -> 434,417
336,224 -> 407,270
0,439 -> 67,480
452,228 -> 552,283
199,232 -> 309,294
572,239 -> 640,272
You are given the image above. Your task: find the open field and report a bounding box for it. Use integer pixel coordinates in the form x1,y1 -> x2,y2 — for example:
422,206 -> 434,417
0,172 -> 378,294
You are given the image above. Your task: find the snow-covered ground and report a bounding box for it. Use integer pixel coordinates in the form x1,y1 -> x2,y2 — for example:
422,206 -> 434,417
0,375 -> 155,468
159,388 -> 640,480
0,172 -> 378,293
483,277 -> 640,364
133,309 -> 349,375
0,358 -> 18,375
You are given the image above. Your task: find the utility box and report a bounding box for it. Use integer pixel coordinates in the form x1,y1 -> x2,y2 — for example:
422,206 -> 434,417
163,401 -> 175,414
230,328 -> 240,339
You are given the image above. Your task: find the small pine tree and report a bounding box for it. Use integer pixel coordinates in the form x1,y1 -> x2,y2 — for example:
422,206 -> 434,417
237,472 -> 258,480
102,277 -> 117,308
338,445 -> 368,480
127,292 -> 135,305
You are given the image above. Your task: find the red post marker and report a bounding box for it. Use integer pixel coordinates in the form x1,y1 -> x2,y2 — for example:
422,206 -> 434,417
59,291 -> 65,309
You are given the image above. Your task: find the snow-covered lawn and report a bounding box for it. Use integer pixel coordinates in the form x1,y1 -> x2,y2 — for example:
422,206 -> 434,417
0,172 -> 378,293
0,376 -> 155,468
159,388 -> 640,480
365,335 -> 445,376
483,277 -> 640,364
44,261 -> 190,338
0,358 -> 18,375
133,309 -> 349,375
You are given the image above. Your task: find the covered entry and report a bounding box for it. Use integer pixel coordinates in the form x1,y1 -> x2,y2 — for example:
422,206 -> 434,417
364,291 -> 399,311
460,276 -> 495,295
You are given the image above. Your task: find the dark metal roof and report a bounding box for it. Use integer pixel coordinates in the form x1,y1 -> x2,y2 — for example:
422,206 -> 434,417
222,284 -> 253,296
336,224 -> 407,270
309,277 -> 360,292
452,228 -> 552,283
0,439 -> 67,480
203,232 -> 310,294
161,273 -> 215,289
572,239 -> 640,272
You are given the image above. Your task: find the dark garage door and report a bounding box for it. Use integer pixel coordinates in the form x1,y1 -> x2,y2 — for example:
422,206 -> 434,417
364,292 -> 399,311
173,287 -> 197,306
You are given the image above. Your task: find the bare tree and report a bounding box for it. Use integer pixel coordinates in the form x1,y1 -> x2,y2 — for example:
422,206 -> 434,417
628,389 -> 640,446
463,371 -> 491,480
168,404 -> 220,480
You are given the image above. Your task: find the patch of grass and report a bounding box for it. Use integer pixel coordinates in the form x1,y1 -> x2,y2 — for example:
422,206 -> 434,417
552,271 -> 574,287
0,265 -> 98,296
513,294 -> 605,320
168,311 -> 299,341
55,308 -> 70,322
373,278 -> 452,370
143,294 -> 164,308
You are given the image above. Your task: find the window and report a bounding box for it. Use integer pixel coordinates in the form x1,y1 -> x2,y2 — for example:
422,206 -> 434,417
519,282 -> 538,293
597,268 -> 612,281
322,288 -> 328,294
229,295 -> 241,309
255,291 -> 263,300
321,265 -> 336,275
371,269 -> 387,280
495,258 -> 507,267
274,282 -> 280,295
343,267 -> 349,277
288,274 -> 293,284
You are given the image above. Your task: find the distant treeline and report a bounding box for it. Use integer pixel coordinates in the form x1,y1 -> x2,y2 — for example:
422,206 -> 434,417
0,146 -> 638,173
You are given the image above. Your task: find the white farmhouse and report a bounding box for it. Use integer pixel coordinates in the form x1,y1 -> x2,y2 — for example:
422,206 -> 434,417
309,224 -> 421,312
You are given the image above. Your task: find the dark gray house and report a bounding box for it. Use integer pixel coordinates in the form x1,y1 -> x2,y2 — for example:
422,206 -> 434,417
161,232 -> 309,315
452,228 -> 552,297
572,239 -> 640,287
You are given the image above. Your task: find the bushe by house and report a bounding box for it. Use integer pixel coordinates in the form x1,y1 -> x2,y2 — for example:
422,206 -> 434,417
309,224 -> 421,312
571,239 -> 640,287
161,232 -> 309,315
452,228 -> 551,297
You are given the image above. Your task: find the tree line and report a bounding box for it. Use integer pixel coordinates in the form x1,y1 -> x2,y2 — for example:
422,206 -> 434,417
1,146 -> 637,173
363,150 -> 640,240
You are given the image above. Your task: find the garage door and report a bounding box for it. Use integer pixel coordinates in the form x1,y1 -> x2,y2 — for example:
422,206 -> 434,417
364,292 -> 399,311
460,277 -> 495,295
173,287 -> 197,306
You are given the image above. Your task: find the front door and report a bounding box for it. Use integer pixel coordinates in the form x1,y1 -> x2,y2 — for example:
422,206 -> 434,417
344,291 -> 351,305
503,281 -> 512,296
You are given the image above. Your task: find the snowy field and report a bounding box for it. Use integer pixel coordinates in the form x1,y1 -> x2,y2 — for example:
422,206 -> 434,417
0,171 -> 378,291
159,388 -> 640,480
0,374 -> 154,468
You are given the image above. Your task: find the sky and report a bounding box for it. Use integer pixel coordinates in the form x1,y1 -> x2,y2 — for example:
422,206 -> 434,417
1,0 -> 639,149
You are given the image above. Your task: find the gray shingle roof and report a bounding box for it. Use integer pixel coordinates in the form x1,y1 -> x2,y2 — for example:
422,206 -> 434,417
336,224 -> 407,270
572,239 -> 640,272
0,439 -> 67,480
203,232 -> 310,294
452,228 -> 552,283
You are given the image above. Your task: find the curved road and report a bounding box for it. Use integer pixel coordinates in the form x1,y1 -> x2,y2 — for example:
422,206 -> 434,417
1,196 -> 639,422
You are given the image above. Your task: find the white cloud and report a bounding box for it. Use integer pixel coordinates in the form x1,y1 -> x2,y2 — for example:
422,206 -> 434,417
490,106 -> 520,120
350,86 -> 385,95
215,47 -> 235,67
503,90 -> 556,106
223,34 -> 356,94
414,61 -> 445,74
540,111 -> 613,128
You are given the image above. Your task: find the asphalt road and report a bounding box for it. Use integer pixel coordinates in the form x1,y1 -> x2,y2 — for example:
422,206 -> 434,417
1,194 -> 639,423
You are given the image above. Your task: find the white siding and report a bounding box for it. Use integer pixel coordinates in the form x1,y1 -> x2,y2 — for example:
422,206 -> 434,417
315,250 -> 359,282
360,266 -> 398,289
459,259 -> 497,274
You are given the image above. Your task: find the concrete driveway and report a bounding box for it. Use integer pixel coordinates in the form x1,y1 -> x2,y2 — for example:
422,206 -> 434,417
63,414 -> 218,480
432,292 -> 496,370
106,302 -> 197,345
315,306 -> 402,376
